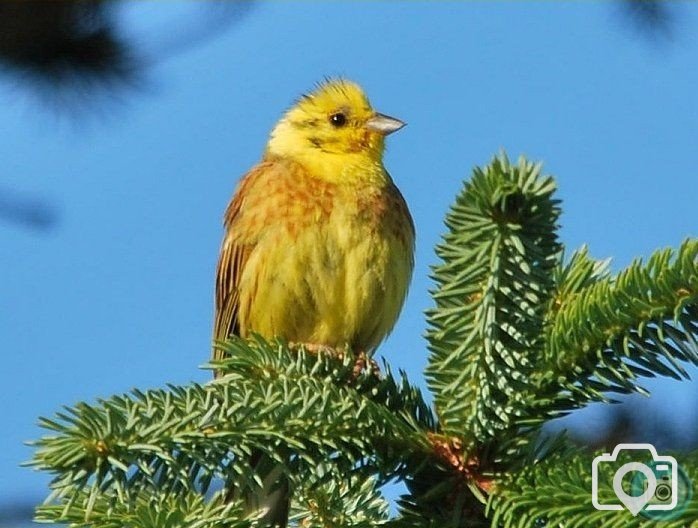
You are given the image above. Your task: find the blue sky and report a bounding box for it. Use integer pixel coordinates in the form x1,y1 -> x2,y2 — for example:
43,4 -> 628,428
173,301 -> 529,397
1,1 -> 697,512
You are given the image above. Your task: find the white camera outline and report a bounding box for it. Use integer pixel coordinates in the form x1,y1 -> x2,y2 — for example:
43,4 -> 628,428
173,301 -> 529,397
591,443 -> 678,512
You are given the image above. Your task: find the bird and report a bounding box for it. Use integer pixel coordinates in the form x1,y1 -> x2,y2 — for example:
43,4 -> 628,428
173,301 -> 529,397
212,78 -> 414,525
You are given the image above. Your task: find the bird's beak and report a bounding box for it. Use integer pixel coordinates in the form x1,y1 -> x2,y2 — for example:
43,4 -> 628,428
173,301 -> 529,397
365,113 -> 406,135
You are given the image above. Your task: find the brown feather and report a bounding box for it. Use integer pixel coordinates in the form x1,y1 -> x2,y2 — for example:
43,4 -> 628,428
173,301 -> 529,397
212,161 -> 272,363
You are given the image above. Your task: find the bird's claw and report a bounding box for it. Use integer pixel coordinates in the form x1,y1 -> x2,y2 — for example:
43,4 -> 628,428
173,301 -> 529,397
291,342 -> 341,357
351,351 -> 381,379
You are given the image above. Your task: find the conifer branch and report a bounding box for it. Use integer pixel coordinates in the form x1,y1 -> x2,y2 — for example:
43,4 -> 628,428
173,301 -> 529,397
528,239 -> 698,424
426,154 -> 561,443
35,490 -> 250,528
290,471 -> 389,527
545,238 -> 697,380
210,337 -> 437,434
30,365 -> 430,522
487,448 -> 698,528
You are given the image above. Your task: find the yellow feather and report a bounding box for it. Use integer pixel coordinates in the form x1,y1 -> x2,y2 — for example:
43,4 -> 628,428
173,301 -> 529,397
267,79 -> 389,185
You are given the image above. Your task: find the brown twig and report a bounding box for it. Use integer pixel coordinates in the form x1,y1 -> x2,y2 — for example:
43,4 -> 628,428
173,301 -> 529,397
427,433 -> 495,494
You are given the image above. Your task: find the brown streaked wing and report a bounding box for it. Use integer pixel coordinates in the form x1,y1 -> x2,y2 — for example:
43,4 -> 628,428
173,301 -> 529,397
212,161 -> 275,364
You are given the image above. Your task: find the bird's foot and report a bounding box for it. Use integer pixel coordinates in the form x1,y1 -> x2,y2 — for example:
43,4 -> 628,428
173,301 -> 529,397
291,342 -> 343,358
288,344 -> 380,379
351,351 -> 381,379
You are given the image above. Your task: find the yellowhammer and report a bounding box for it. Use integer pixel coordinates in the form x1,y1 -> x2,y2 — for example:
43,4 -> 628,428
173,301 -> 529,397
211,79 -> 414,525
213,79 -> 414,361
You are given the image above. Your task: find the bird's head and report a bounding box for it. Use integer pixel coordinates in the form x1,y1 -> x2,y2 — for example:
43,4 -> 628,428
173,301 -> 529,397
266,79 -> 405,178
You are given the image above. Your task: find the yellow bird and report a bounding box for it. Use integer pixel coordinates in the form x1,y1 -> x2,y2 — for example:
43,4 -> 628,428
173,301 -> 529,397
212,79 -> 414,525
213,79 -> 414,362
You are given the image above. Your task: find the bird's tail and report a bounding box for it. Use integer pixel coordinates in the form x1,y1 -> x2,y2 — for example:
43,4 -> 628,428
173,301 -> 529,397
227,451 -> 290,527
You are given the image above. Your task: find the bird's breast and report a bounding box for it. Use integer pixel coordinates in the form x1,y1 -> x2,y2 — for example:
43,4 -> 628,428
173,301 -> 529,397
237,170 -> 414,351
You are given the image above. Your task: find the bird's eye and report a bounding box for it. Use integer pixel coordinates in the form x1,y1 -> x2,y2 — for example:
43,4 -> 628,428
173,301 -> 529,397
329,113 -> 347,127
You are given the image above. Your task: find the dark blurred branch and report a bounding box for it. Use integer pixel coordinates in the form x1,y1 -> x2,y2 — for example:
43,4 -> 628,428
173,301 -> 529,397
567,397 -> 698,452
0,502 -> 35,526
619,0 -> 677,41
0,1 -> 138,94
0,0 -> 254,107
0,187 -> 58,231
